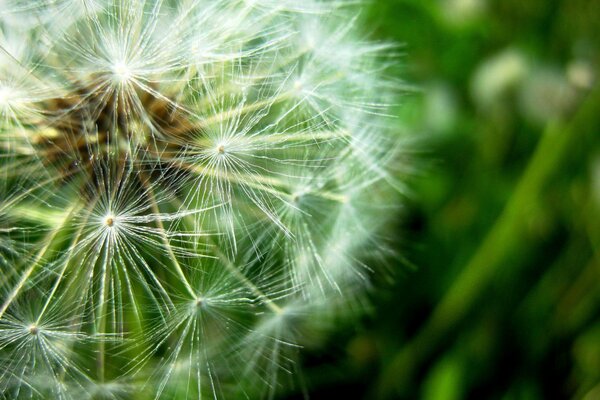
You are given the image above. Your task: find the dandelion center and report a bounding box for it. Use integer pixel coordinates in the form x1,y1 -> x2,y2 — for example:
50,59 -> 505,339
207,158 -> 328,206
293,79 -> 304,93
36,74 -> 194,176
104,215 -> 115,227
111,61 -> 133,83
0,86 -> 12,106
27,324 -> 39,335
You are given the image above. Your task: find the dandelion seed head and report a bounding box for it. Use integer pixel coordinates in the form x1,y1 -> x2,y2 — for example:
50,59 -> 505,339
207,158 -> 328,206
0,84 -> 20,110
194,297 -> 204,308
291,192 -> 303,204
27,324 -> 39,335
111,61 -> 133,84
0,86 -> 10,105
104,214 -> 116,228
0,0 -> 404,397
292,78 -> 304,94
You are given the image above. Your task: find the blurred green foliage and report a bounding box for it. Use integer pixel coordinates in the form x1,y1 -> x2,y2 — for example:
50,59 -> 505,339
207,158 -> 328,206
282,0 -> 599,398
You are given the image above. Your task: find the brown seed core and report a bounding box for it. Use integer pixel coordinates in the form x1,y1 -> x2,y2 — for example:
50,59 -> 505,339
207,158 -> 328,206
36,82 -> 196,175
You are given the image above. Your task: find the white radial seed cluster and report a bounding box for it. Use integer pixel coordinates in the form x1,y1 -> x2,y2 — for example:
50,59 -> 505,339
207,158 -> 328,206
0,0 -> 406,399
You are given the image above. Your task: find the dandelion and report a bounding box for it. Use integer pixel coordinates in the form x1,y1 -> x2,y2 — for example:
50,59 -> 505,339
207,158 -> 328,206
0,0 -> 406,398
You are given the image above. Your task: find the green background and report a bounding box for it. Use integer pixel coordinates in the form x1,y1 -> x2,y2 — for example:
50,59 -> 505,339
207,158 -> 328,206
284,0 -> 599,398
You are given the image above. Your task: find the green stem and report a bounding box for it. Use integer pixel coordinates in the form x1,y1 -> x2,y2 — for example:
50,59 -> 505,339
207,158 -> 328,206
376,87 -> 600,398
